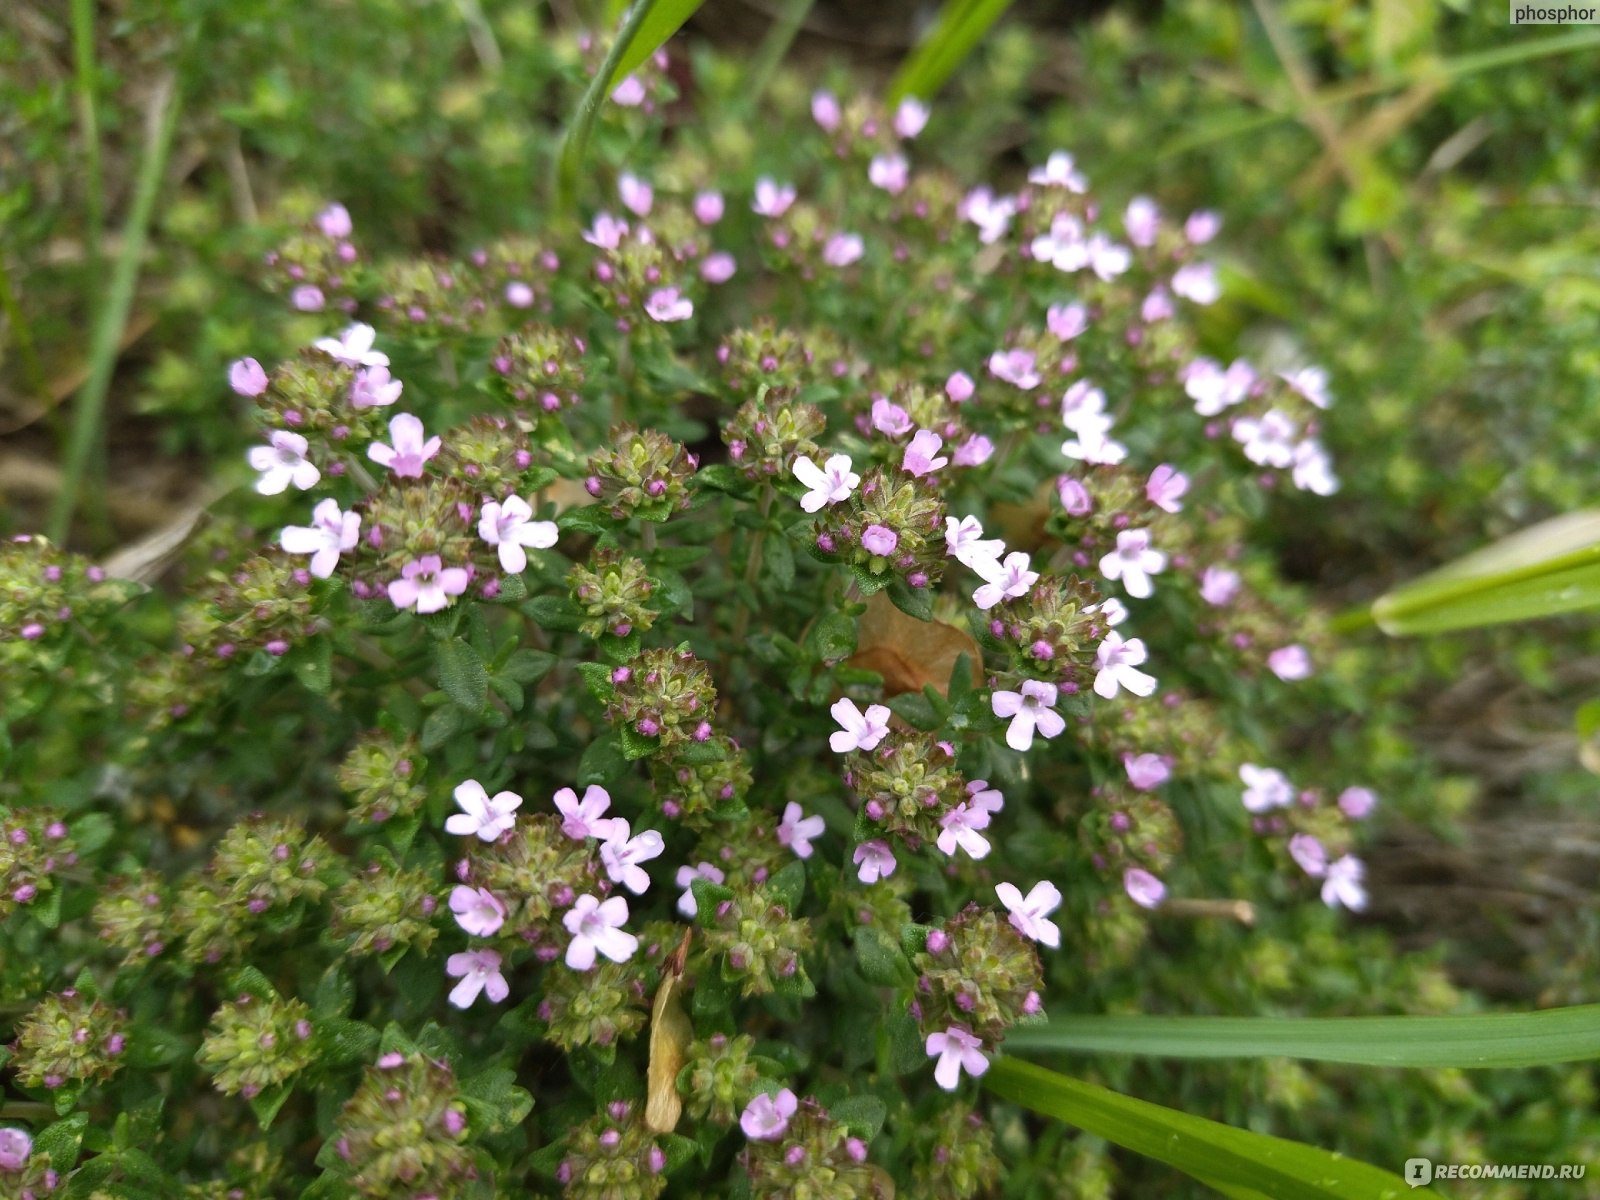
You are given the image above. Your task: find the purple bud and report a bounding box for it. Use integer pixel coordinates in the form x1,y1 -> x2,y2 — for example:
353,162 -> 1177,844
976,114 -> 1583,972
925,929 -> 949,953
785,1145 -> 807,1166
648,1146 -> 666,1173
443,1108 -> 467,1136
12,884 -> 36,904
846,1137 -> 867,1162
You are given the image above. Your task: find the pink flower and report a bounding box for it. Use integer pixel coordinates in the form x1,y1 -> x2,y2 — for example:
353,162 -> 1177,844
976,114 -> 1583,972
901,429 -> 949,477
1292,440 -> 1339,496
230,357 -> 269,396
1047,303 -> 1089,341
584,213 -> 629,249
1200,565 -> 1242,606
946,371 -> 975,402
926,1026 -> 989,1090
446,948 -> 508,1008
944,516 -> 1003,571
988,348 -> 1040,390
553,784 -> 624,842
1124,868 -> 1167,908
599,820 -> 666,894
248,431 -> 320,495
1321,855 -> 1367,911
645,288 -> 693,323
1185,357 -> 1256,416
1099,529 -> 1166,599
1338,787 -> 1378,820
1142,288 -> 1175,322
0,1127 -> 31,1171
1288,833 -> 1327,877
1124,196 -> 1160,246
991,680 -> 1064,752
812,89 -> 840,130
387,555 -> 469,614
700,252 -> 737,283
611,75 -> 646,106
752,178 -> 796,218
618,172 -> 653,217
478,496 -> 558,573
1233,410 -> 1298,468
1060,425 -> 1127,466
279,497 -> 360,579
1094,632 -> 1157,700
793,454 -> 859,512
777,802 -> 825,859
1172,261 -> 1220,304
953,434 -> 994,467
1146,464 -> 1189,514
445,780 -> 522,840
1058,477 -> 1093,517
1240,764 -> 1294,813
562,894 -> 639,970
505,281 -> 535,307
1088,597 -> 1128,627
740,1088 -> 798,1140
449,885 -> 507,937
966,779 -> 1004,819
937,803 -> 991,859
292,285 -> 325,312
973,551 -> 1038,610
868,152 -> 909,194
350,364 -> 403,409
317,203 -> 353,239
1186,210 -> 1222,243
862,524 -> 899,556
823,233 -> 864,267
1281,365 -> 1332,409
1123,753 -> 1170,790
871,397 -> 913,437
894,96 -> 930,139
1029,150 -> 1087,191
960,186 -> 1016,243
314,323 -> 389,368
853,841 -> 897,884
830,698 -> 890,753
1268,644 -> 1313,681
996,880 -> 1062,947
694,190 -> 725,224
675,861 -> 726,917
367,413 -> 442,479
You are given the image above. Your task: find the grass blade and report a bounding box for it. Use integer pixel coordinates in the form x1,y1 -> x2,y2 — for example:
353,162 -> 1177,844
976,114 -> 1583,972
985,1058 -> 1434,1199
1002,1005 -> 1600,1068
889,0 -> 1015,103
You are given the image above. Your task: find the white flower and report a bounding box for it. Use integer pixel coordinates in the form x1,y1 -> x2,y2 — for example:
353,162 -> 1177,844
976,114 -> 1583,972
944,516 -> 1005,572
990,680 -> 1064,752
1060,425 -> 1128,466
1028,150 -> 1088,192
618,171 -> 653,217
996,880 -> 1062,947
853,840 -> 897,884
1124,868 -> 1167,909
829,698 -> 891,753
314,322 -> 389,368
752,178 -> 796,218
248,431 -> 320,495
792,453 -> 859,513
823,232 -> 864,267
449,885 -> 506,937
926,1026 -> 989,1090
1289,833 -> 1327,877
478,496 -> 557,574
1099,529 -> 1166,599
279,498 -> 360,578
553,784 -> 624,842
1172,261 -> 1220,304
894,96 -> 929,138
1281,365 -> 1333,409
367,413 -> 442,479
1232,409 -> 1298,469
965,779 -> 1004,819
562,894 -> 639,970
777,802 -> 825,859
988,348 -> 1040,390
1085,596 -> 1128,627
1185,358 -> 1256,416
350,364 -> 403,409
1059,380 -> 1111,436
599,820 -> 665,895
1291,440 -> 1339,495
936,803 -> 991,859
1268,644 -> 1313,681
1084,233 -> 1132,280
445,779 -> 522,841
645,287 -> 693,322
1321,855 -> 1368,911
972,551 -> 1039,610
675,861 -> 726,918
960,187 -> 1016,243
445,948 -> 508,1008
1200,565 -> 1242,606
1240,763 -> 1294,813
1094,632 -> 1157,700
868,152 -> 909,194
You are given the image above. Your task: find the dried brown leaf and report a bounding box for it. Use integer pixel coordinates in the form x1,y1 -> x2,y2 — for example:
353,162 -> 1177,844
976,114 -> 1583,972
846,591 -> 980,699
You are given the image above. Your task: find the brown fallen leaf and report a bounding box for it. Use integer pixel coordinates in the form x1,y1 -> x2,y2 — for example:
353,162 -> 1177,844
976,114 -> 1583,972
645,927 -> 694,1134
846,591 -> 980,699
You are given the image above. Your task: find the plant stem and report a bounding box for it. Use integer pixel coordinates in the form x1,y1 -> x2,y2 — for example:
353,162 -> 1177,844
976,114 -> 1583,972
71,0 -> 104,288
730,484 -> 775,644
744,0 -> 815,105
48,74 -> 181,544
554,0 -> 655,214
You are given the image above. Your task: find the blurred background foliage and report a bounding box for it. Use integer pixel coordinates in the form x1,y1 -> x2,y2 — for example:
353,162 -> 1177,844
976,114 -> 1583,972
3,0 -> 1599,1194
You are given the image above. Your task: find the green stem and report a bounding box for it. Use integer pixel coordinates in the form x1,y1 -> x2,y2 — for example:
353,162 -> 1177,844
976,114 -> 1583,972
743,0 -> 815,105
640,520 -> 657,555
730,484 -> 776,644
555,0 -> 656,214
0,256 -> 49,416
71,0 -> 104,288
48,75 -> 181,543
0,1101 -> 54,1122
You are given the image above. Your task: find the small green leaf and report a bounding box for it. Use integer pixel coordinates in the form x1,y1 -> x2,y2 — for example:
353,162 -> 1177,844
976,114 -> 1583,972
436,639 -> 489,711
768,860 -> 806,913
557,505 -> 618,536
694,464 -> 752,497
853,926 -> 914,988
501,648 -> 556,685
618,723 -> 660,760
420,705 -> 465,752
522,594 -> 585,632
806,610 -> 858,663
33,1112 -> 88,1171
764,535 -> 796,591
292,636 -> 334,695
886,577 -> 933,621
230,965 -> 278,1001
249,1083 -> 294,1129
829,1094 -> 888,1141
577,731 -> 631,786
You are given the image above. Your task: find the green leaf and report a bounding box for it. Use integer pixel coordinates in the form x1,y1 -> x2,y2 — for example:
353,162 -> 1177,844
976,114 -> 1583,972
886,577 -> 933,622
34,1112 -> 88,1171
829,1095 -> 888,1141
292,636 -> 333,695
420,705 -> 465,753
459,1064 -> 535,1134
577,731 -> 631,787
764,535 -> 796,591
806,610 -> 858,664
523,594 -> 585,632
557,505 -> 618,536
853,926 -> 914,988
694,464 -> 752,497
230,965 -> 278,1001
249,1083 -> 294,1130
889,0 -> 1016,103
1001,1006 -> 1600,1068
768,860 -> 806,912
1372,509 -> 1600,634
618,723 -> 661,760
985,1058 -> 1433,1199
436,639 -> 489,711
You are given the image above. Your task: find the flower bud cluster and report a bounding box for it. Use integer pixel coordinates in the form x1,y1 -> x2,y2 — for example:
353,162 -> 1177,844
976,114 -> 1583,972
459,813 -> 601,957
92,872 -> 169,965
0,810 -> 76,918
701,882 -> 814,998
333,1053 -> 473,1199
605,647 -> 717,752
331,860 -> 440,959
983,573 -> 1103,690
812,468 -> 946,588
180,555 -> 315,664
716,321 -> 846,392
1079,784 -> 1182,877
648,736 -> 752,826
585,426 -> 698,522
0,535 -> 122,649
439,415 -> 538,497
739,1096 -> 878,1200
373,256 -> 486,337
911,904 -> 1044,1048
472,235 -> 559,315
262,204 -> 361,313
557,1101 -> 667,1200
336,730 -> 427,825
536,960 -> 648,1054
911,1107 -> 1001,1200
491,323 -> 587,413
844,732 -> 967,849
569,549 -> 659,640
11,989 -> 127,1090
684,1032 -> 762,1125
197,993 -> 316,1097
721,389 -> 825,483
